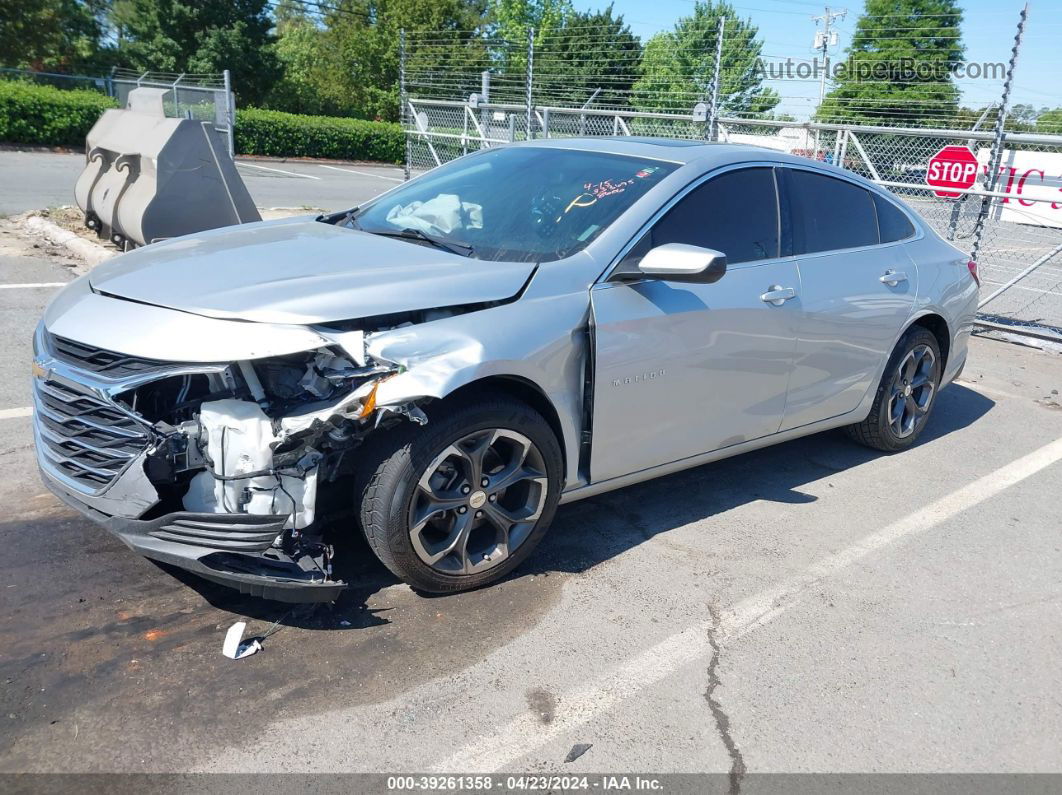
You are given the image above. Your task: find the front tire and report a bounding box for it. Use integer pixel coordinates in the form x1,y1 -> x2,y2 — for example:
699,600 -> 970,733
845,326 -> 942,452
357,395 -> 563,593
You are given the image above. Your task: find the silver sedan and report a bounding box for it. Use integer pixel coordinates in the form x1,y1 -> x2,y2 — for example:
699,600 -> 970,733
32,138 -> 979,600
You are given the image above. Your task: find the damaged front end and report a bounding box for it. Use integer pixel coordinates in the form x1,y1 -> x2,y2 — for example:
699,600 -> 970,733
33,326 -> 421,603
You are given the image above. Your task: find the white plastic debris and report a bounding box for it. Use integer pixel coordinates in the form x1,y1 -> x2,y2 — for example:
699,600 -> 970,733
222,621 -> 262,660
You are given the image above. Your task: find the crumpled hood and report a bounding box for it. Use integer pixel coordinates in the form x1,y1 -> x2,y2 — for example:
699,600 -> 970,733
88,218 -> 535,325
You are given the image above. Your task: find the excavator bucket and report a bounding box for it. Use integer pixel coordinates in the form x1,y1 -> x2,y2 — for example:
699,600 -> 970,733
74,87 -> 260,250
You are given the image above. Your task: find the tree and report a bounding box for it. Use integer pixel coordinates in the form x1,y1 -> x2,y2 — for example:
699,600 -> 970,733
1038,109 -> 1062,135
492,0 -> 577,54
532,5 -> 642,108
0,0 -> 111,72
816,0 -> 964,127
110,0 -> 279,105
630,1 -> 778,118
264,0 -> 338,116
319,0 -> 489,121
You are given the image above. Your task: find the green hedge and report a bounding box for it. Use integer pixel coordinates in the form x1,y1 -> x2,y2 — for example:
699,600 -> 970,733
0,81 -> 404,164
235,107 -> 404,163
0,80 -> 118,146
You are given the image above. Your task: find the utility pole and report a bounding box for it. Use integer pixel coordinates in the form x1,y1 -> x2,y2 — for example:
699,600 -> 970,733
811,6 -> 845,157
812,6 -> 846,107
707,16 -> 726,141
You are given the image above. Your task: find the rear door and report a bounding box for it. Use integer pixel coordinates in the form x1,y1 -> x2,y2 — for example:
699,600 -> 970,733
589,166 -> 801,482
779,168 -> 918,430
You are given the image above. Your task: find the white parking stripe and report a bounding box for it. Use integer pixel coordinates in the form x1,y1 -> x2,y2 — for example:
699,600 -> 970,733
432,435 -> 1062,772
980,279 -> 1062,296
0,283 -> 67,290
0,407 -> 32,420
318,164 -> 404,182
236,162 -> 321,180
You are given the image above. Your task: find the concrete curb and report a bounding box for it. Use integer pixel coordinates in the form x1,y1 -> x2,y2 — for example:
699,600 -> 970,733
20,215 -> 114,268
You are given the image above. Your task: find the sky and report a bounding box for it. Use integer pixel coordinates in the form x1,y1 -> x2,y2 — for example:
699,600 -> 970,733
570,0 -> 1059,121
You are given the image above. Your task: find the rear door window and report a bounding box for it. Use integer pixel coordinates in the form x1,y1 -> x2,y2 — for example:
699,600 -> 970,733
787,169 -> 879,254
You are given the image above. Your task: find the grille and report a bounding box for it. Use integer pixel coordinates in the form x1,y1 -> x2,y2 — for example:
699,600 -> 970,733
148,514 -> 286,552
33,377 -> 151,491
47,333 -> 173,378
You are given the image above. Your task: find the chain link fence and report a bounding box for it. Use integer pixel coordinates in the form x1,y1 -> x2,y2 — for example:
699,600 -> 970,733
405,98 -> 1062,340
2,67 -> 236,157
398,4 -> 1062,342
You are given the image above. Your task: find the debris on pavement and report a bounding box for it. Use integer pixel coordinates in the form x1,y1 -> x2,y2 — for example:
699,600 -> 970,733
221,612 -> 289,660
564,743 -> 592,763
222,621 -> 262,660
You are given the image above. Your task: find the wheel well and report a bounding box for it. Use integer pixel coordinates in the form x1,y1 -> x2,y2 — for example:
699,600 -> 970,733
910,313 -> 950,369
441,376 -> 568,479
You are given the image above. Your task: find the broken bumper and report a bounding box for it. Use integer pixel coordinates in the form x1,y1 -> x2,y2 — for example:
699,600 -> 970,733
39,465 -> 345,603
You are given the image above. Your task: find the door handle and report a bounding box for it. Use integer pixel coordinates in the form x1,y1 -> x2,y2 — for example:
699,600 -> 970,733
880,269 -> 908,287
760,285 -> 796,306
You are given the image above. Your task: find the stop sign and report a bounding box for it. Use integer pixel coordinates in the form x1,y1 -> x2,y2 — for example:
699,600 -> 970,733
926,145 -> 979,198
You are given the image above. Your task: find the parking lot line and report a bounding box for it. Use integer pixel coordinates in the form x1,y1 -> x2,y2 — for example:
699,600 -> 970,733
432,434 -> 1062,773
0,407 -> 32,420
0,283 -> 67,290
236,162 -> 321,180
318,164 -> 404,182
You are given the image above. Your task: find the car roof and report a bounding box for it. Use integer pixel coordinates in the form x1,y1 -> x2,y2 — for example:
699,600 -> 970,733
511,136 -> 885,190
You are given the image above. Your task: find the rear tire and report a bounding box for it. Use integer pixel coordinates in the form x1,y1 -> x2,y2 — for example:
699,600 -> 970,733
356,394 -> 563,593
845,326 -> 942,452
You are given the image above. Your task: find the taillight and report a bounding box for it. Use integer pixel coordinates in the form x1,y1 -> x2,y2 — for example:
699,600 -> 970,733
967,260 -> 980,286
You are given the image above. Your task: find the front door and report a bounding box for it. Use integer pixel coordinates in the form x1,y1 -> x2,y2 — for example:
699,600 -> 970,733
589,166 -> 802,483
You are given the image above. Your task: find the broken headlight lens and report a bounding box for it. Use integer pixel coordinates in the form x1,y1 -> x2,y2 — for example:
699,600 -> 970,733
253,348 -> 394,416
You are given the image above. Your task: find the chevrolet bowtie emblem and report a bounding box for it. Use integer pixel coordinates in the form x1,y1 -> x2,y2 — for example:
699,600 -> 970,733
31,359 -> 48,379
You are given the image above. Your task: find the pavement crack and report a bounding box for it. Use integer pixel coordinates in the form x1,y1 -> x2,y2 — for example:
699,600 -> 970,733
705,603 -> 746,795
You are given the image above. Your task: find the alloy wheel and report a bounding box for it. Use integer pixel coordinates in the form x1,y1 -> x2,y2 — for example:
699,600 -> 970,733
887,344 -> 937,439
409,429 -> 548,575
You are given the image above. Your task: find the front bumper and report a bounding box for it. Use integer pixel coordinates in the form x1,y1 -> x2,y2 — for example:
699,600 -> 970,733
33,324 -> 345,603
40,464 -> 346,603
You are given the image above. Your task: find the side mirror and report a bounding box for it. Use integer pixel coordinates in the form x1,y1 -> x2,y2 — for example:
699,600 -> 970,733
635,243 -> 727,284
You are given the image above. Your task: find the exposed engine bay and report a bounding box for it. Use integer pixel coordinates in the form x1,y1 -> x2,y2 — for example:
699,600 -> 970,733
103,335 -> 437,584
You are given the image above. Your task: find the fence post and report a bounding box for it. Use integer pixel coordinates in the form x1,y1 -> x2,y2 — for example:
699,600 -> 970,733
969,4 -> 1027,266
222,69 -> 234,158
173,73 -> 183,119
946,104 -> 995,241
526,27 -> 535,140
399,28 -> 411,181
707,16 -> 725,141
481,71 -> 490,149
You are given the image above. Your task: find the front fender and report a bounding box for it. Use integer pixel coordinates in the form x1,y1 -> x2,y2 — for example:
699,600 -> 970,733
356,293 -> 591,490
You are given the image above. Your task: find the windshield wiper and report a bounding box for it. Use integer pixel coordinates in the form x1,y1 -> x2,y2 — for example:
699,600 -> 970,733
368,227 -> 475,257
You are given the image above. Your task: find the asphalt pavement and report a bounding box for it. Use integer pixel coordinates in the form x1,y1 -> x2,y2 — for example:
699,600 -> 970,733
0,150 -> 405,216
1,154 -> 1061,781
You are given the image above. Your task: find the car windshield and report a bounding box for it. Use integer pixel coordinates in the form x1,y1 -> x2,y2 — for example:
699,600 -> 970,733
350,147 -> 678,262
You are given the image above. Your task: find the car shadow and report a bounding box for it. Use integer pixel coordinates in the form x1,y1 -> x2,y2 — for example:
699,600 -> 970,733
160,383 -> 995,624
524,383 -> 994,579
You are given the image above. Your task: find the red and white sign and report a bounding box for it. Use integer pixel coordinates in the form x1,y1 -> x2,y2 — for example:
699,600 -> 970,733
926,145 -> 979,198
976,148 -> 1062,230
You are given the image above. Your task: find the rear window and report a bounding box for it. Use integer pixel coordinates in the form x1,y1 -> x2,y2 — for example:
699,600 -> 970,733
787,169 -> 879,254
873,193 -> 916,242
